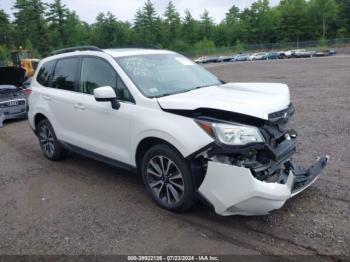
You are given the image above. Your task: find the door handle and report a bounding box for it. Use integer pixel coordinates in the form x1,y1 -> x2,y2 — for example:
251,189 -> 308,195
74,103 -> 85,111
43,95 -> 51,101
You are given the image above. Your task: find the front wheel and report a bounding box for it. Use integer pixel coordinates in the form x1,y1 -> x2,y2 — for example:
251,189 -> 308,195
141,144 -> 195,212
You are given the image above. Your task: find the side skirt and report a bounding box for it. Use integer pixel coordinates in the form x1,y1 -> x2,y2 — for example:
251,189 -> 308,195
60,141 -> 137,173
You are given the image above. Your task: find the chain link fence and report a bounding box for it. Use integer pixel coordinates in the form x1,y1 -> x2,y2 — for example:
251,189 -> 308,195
183,38 -> 350,58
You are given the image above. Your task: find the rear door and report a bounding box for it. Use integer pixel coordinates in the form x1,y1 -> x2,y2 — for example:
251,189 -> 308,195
44,57 -> 83,144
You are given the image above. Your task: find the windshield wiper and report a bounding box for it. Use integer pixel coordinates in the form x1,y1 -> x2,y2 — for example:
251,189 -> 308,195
153,93 -> 172,98
154,84 -> 217,98
194,84 -> 216,90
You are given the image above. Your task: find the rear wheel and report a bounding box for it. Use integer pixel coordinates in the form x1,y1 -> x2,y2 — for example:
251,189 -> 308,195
141,144 -> 195,212
37,119 -> 68,161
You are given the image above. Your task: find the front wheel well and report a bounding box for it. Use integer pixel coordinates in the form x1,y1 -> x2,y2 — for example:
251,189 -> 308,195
135,137 -> 182,172
135,137 -> 207,191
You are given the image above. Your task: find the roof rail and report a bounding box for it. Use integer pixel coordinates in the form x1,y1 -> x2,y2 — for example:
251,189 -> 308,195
50,46 -> 103,56
119,44 -> 160,50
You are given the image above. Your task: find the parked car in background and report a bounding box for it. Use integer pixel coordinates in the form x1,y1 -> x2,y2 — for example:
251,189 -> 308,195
304,50 -> 316,58
292,49 -> 306,58
293,49 -> 316,58
0,67 -> 28,127
284,49 -> 302,58
278,51 -> 287,59
194,56 -> 207,64
229,54 -> 238,61
284,50 -> 293,58
249,52 -> 268,61
234,53 -> 251,62
316,49 -> 337,57
203,56 -> 219,63
266,52 -> 280,60
328,49 -> 337,56
217,56 -> 231,63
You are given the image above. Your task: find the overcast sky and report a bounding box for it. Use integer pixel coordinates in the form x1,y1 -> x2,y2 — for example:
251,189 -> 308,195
0,0 -> 281,23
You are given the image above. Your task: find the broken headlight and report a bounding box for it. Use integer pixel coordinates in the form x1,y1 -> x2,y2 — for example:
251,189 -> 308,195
196,120 -> 265,146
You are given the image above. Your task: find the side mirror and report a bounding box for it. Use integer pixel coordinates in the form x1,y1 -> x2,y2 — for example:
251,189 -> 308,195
93,86 -> 120,110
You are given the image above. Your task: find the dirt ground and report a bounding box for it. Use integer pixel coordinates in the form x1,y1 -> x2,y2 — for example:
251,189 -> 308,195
0,56 -> 349,257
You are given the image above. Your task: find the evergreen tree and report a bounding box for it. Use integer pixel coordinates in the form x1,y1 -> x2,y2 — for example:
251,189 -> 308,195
64,11 -> 91,46
199,9 -> 214,40
133,0 -> 160,45
277,0 -> 310,43
91,12 -> 131,48
337,0 -> 350,33
182,10 -> 198,46
163,1 -> 181,48
224,5 -> 244,46
241,0 -> 274,44
13,0 -> 51,54
0,10 -> 11,46
309,0 -> 338,39
46,0 -> 69,47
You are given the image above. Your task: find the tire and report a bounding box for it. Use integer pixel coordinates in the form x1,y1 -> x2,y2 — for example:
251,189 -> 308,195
141,144 -> 195,212
37,119 -> 68,161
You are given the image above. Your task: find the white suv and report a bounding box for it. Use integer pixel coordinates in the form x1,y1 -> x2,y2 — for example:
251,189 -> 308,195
28,46 -> 328,216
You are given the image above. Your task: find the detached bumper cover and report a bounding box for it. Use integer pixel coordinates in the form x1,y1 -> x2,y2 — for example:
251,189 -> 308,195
198,156 -> 329,216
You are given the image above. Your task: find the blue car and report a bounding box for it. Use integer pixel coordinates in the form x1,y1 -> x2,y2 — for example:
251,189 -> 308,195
266,52 -> 280,60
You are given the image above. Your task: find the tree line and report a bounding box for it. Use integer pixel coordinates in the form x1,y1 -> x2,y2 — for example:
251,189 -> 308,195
0,0 -> 350,59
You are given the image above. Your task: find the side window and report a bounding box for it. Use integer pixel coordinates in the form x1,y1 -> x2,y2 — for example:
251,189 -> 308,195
52,58 -> 80,91
80,57 -> 133,102
36,60 -> 55,87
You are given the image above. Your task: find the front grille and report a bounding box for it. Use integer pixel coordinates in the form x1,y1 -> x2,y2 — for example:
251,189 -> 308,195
0,100 -> 26,108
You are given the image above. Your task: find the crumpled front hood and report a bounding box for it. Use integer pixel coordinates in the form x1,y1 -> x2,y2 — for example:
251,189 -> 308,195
0,67 -> 26,87
157,83 -> 291,120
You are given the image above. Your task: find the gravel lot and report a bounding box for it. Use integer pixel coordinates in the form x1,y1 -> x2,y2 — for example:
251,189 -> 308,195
0,56 -> 349,257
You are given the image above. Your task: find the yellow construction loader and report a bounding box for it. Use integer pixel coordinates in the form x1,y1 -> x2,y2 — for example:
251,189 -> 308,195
10,50 -> 39,78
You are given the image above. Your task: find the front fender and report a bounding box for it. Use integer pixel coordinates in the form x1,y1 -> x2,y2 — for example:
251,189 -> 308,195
130,110 -> 214,166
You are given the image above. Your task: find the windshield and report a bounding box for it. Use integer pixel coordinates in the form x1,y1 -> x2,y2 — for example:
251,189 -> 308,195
115,54 -> 221,98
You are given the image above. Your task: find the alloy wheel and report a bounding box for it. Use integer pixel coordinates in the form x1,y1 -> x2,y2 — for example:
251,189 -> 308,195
39,124 -> 55,158
146,155 -> 185,205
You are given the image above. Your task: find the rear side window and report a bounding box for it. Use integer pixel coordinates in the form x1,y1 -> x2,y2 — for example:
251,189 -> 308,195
36,60 -> 55,87
52,58 -> 80,91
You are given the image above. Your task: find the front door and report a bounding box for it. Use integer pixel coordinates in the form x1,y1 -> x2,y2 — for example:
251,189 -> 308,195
72,57 -> 135,165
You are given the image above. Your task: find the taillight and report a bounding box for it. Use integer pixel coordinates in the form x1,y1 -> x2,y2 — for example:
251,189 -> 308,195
24,88 -> 32,97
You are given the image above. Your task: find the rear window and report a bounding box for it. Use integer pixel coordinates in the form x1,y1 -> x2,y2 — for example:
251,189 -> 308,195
36,60 -> 55,87
52,58 -> 80,91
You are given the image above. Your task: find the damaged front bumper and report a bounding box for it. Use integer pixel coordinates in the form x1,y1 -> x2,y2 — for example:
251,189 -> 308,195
198,156 -> 329,216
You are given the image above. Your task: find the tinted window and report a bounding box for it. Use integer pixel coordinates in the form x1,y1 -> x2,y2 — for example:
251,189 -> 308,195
52,58 -> 79,91
80,57 -> 133,102
37,60 -> 55,87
